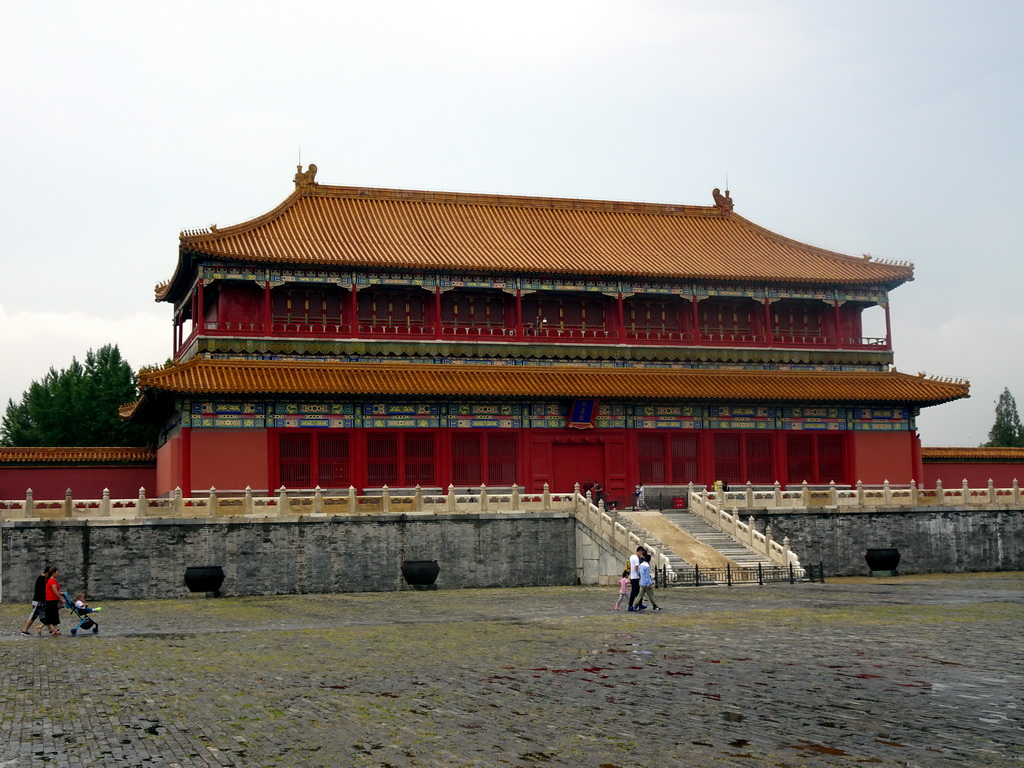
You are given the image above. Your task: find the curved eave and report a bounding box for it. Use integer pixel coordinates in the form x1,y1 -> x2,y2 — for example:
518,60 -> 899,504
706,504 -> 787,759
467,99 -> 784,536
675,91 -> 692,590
0,446 -> 155,465
137,359 -> 969,408
159,182 -> 913,304
922,446 -> 1024,462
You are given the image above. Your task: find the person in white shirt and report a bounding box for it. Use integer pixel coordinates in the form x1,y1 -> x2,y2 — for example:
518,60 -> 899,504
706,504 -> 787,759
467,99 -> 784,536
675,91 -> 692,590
627,546 -> 647,611
636,553 -> 661,611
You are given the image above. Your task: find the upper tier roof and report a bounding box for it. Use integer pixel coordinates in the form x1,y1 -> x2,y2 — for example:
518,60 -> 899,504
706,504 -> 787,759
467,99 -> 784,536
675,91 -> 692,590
133,359 -> 967,407
160,168 -> 913,302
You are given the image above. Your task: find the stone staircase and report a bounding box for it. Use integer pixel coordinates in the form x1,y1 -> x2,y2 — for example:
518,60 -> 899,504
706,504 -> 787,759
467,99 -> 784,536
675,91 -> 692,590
660,510 -> 777,569
612,510 -> 690,574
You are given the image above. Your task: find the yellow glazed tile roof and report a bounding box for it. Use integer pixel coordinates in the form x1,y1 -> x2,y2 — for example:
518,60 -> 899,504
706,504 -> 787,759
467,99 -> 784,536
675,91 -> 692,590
0,447 -> 155,464
166,178 -> 914,296
137,359 -> 968,407
921,446 -> 1024,461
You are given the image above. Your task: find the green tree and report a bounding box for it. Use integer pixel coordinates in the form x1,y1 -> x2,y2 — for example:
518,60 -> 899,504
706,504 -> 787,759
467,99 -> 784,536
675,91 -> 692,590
986,387 -> 1024,447
0,344 -> 157,448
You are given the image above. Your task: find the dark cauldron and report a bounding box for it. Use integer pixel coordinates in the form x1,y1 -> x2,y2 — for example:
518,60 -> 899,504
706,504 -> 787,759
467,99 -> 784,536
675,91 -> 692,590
865,548 -> 900,575
401,560 -> 440,588
184,565 -> 226,595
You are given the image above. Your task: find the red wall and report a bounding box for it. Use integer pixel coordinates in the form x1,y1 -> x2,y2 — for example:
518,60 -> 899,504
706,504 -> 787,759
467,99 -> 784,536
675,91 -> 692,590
850,430 -> 918,484
0,466 -> 156,501
189,429 -> 270,495
923,461 -> 1024,488
156,434 -> 184,497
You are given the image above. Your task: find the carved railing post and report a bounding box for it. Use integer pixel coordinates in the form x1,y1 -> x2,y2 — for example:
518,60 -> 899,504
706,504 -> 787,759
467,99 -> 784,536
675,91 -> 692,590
829,481 -> 838,506
173,486 -> 184,517
961,479 -> 970,506
382,485 -> 391,514
101,488 -> 111,518
314,485 -> 323,515
883,480 -> 891,506
277,485 -> 288,516
26,488 -> 34,519
746,481 -> 754,509
347,485 -> 357,515
208,486 -> 219,516
909,479 -> 918,506
783,536 -> 792,567
730,506 -> 739,536
987,478 -> 996,506
856,479 -> 864,507
511,483 -> 520,511
414,484 -> 423,512
446,484 -> 456,513
773,480 -> 782,507
137,486 -> 147,518
543,482 -> 551,510
64,488 -> 74,519
747,516 -> 756,547
801,481 -> 810,509
935,479 -> 944,506
480,484 -> 489,512
244,486 -> 253,516
1013,478 -> 1021,506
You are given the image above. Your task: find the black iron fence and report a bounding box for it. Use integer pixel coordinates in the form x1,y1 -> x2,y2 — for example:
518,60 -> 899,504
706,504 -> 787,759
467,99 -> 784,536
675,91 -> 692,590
657,561 -> 826,587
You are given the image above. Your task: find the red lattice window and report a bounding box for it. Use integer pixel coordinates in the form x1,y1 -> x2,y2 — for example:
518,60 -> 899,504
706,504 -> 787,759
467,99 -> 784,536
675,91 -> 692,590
786,435 -> 815,485
452,432 -> 518,487
278,432 -> 352,489
272,288 -> 342,326
670,433 -> 700,483
441,292 -> 507,328
358,290 -> 427,328
365,432 -> 436,487
638,434 -> 668,484
772,301 -> 822,335
522,296 -> 609,331
626,298 -> 678,332
699,299 -> 754,335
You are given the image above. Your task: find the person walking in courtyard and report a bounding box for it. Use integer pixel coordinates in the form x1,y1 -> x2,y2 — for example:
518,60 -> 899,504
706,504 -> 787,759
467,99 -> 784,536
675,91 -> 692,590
21,565 -> 55,636
628,546 -> 647,611
615,569 -> 630,610
39,567 -> 63,636
633,483 -> 646,510
636,553 -> 661,611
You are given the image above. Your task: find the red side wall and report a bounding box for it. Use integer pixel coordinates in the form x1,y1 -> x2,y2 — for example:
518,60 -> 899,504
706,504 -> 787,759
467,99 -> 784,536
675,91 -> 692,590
0,466 -> 155,500
156,434 -> 184,497
922,461 -> 1024,487
188,429 -> 270,495
850,430 -> 918,484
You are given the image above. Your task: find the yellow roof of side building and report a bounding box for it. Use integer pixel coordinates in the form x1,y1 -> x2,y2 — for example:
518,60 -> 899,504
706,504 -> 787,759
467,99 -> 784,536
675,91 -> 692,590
135,359 -> 968,407
158,171 -> 913,301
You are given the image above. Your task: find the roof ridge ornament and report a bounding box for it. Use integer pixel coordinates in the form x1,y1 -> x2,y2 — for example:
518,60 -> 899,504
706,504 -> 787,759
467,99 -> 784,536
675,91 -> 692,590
294,163 -> 318,189
712,187 -> 734,214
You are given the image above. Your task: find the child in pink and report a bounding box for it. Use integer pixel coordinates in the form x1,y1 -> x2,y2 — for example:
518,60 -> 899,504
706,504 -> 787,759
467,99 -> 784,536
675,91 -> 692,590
615,570 -> 630,610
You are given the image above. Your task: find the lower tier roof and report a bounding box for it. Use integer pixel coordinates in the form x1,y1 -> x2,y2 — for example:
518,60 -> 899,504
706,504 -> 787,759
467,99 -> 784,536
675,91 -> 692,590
135,359 -> 969,407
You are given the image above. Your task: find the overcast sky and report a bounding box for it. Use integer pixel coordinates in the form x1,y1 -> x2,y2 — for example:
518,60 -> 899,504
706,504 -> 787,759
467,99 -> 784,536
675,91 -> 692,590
1,1 -> 1021,448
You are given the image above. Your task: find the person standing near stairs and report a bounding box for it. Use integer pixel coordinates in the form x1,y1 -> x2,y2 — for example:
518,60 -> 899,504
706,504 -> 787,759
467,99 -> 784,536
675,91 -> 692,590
636,553 -> 661,611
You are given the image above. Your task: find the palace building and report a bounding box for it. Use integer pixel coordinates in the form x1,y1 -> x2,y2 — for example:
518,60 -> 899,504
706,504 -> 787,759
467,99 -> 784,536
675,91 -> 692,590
126,166 -> 969,501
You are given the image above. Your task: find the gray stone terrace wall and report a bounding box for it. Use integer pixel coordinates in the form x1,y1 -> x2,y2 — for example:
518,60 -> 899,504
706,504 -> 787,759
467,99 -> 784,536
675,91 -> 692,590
757,508 -> 1024,576
1,513 -> 576,602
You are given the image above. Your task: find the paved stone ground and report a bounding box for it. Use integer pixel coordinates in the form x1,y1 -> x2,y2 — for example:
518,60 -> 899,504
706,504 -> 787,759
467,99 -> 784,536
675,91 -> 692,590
0,573 -> 1021,768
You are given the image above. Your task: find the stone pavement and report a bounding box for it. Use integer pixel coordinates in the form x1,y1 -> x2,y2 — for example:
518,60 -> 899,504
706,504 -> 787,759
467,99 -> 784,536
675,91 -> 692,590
0,573 -> 1021,768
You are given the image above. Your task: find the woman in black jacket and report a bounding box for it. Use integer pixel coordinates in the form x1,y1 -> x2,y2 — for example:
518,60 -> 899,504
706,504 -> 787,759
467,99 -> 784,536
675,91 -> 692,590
21,565 -> 55,636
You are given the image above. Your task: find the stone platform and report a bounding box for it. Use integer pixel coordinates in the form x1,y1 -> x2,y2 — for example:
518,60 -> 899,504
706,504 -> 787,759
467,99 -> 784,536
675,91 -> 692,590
1,573 -> 1020,767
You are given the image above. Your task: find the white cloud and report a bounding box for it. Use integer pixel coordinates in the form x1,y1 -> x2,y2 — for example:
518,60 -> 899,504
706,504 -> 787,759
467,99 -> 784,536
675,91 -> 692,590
0,305 -> 167,407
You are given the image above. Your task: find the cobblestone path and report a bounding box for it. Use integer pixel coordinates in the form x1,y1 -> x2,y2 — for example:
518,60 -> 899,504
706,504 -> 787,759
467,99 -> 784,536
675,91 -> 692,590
1,573 -> 1020,767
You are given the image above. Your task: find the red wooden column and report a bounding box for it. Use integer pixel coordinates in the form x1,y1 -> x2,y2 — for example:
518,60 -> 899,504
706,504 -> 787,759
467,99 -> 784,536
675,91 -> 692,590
350,281 -> 359,337
616,291 -> 625,340
883,301 -> 892,349
196,280 -> 206,334
434,287 -> 443,339
263,282 -> 272,334
833,300 -> 842,348
515,289 -> 523,337
763,299 -> 773,345
691,294 -> 702,344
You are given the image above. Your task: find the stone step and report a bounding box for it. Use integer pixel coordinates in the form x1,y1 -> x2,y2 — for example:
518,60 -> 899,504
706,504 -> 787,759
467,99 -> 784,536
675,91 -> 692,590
660,511 -> 776,569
